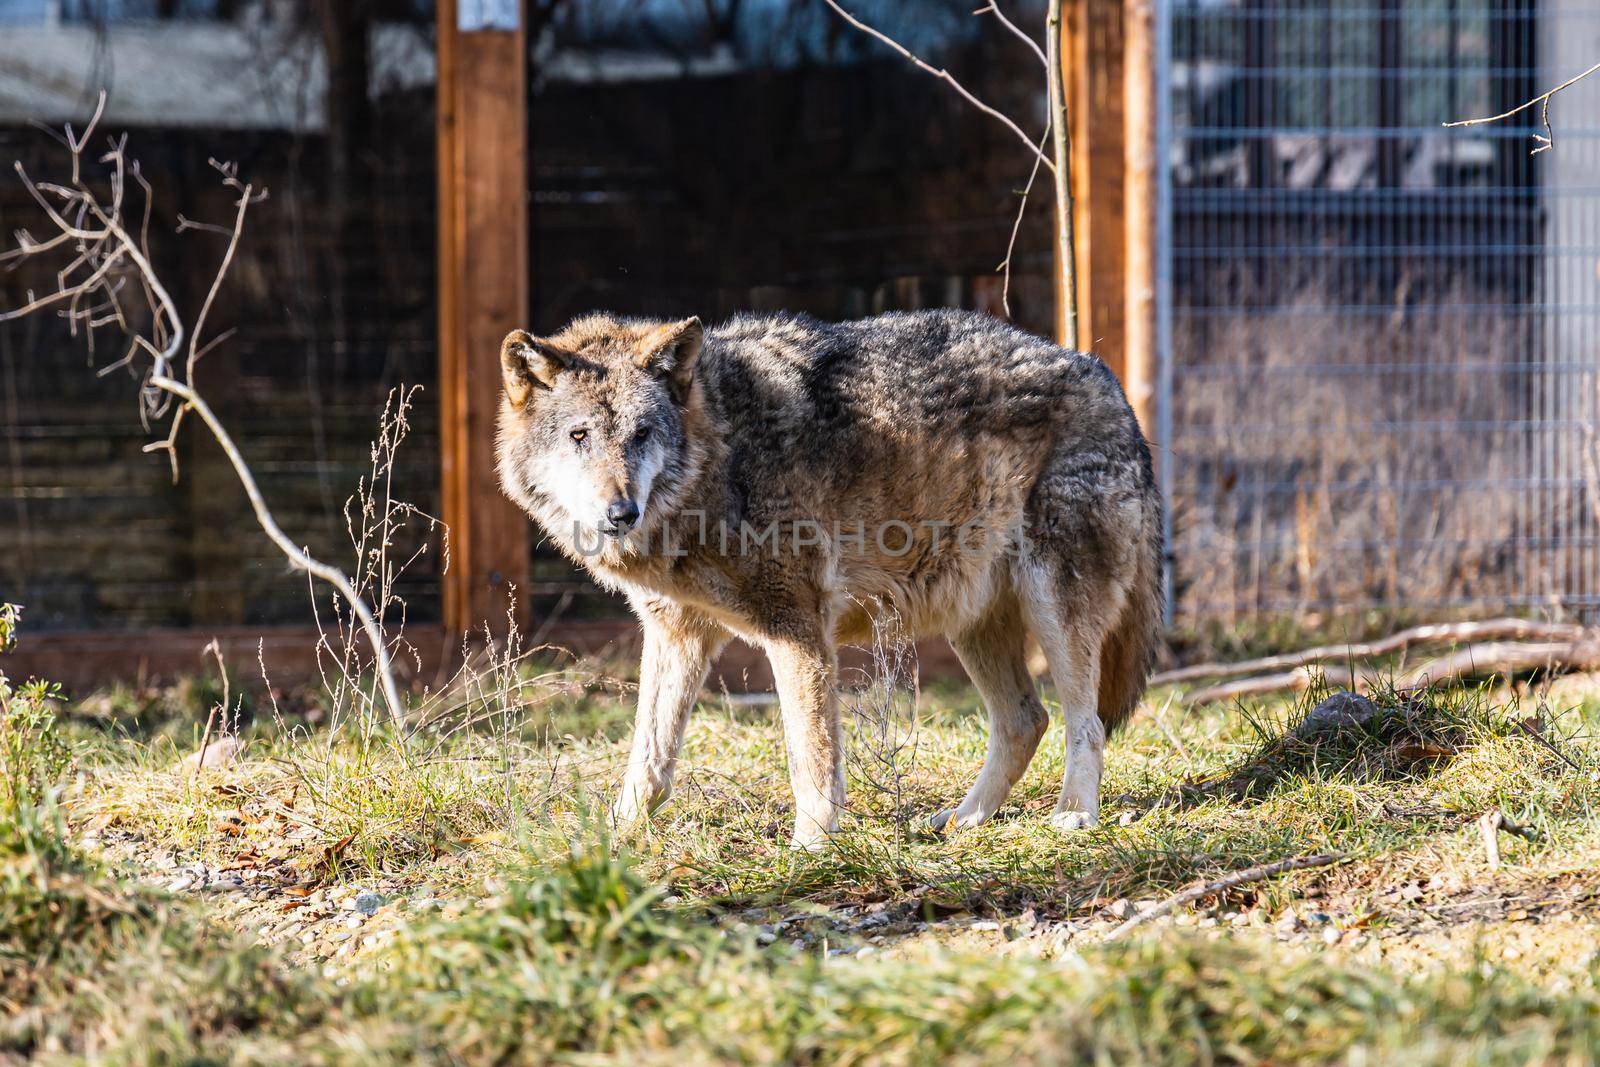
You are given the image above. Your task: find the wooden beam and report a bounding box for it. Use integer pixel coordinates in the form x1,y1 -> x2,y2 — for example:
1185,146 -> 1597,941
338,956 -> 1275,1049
1058,0 -> 1129,388
6,625 -> 974,697
437,0 -> 530,636
1122,0 -> 1157,438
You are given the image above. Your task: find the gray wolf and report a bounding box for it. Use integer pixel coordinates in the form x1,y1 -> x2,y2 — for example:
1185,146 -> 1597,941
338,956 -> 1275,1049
496,309 -> 1163,849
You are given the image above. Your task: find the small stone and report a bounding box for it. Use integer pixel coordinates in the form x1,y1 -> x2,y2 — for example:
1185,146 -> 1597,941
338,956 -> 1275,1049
1292,692 -> 1381,743
1109,899 -> 1137,921
1321,926 -> 1342,946
971,920 -> 1001,932
1275,913 -> 1303,936
756,925 -> 777,945
343,914 -> 365,930
354,892 -> 387,916
857,946 -> 876,958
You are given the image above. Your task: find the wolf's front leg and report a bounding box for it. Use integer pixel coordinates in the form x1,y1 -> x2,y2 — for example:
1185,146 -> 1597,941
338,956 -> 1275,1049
613,609 -> 725,827
766,637 -> 845,850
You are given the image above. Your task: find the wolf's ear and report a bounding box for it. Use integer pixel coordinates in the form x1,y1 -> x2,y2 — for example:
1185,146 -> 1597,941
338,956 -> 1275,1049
501,329 -> 568,407
636,317 -> 703,401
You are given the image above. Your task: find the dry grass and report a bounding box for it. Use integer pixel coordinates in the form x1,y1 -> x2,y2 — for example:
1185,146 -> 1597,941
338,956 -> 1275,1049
0,640 -> 1594,1063
1172,285 -> 1578,627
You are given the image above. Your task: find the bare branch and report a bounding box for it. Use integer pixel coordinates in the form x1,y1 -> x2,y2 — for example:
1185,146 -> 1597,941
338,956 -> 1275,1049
1103,854 -> 1346,941
998,122 -> 1050,319
151,375 -> 407,726
0,93 -> 407,729
820,0 -> 1055,175
1445,59 -> 1600,155
975,1 -> 1047,69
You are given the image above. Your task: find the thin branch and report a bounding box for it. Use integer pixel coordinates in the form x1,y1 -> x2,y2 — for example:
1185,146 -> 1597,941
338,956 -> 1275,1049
998,122 -> 1050,319
1103,854 -> 1345,942
151,376 -> 407,726
975,1 -> 1047,69
820,0 -> 1055,175
194,637 -> 228,777
1445,59 -> 1600,155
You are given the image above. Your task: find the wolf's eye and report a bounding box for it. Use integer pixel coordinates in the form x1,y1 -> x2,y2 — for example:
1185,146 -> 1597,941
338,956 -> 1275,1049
569,428 -> 588,445
632,426 -> 651,446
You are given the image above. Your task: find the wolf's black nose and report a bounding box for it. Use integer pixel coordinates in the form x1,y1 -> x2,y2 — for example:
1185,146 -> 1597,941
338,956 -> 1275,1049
606,500 -> 640,530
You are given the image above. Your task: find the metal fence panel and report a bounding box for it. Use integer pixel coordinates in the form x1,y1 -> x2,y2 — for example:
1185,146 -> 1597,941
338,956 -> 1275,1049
1160,0 -> 1600,625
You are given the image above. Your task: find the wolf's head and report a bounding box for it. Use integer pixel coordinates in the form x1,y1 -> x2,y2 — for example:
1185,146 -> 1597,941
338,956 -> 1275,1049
496,313 -> 704,551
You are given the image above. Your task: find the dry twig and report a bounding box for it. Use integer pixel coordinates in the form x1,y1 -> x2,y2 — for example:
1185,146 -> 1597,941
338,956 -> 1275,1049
193,638 -> 228,777
1445,59 -> 1600,155
1103,853 -> 1345,942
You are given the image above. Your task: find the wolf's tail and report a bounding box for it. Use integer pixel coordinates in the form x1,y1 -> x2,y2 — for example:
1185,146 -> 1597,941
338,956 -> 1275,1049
1097,494 -> 1164,735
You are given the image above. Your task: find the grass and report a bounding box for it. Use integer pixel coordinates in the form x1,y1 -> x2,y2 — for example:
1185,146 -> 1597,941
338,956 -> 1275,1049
9,634 -> 1600,1063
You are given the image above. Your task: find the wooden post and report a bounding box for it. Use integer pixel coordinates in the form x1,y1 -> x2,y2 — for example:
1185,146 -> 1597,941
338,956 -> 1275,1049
1122,0 -> 1157,438
1059,0 -> 1127,379
437,0 -> 530,636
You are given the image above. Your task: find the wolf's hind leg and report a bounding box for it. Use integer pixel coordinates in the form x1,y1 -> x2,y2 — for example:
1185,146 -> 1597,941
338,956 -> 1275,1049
1018,561 -> 1124,831
930,593 -> 1048,832
613,607 -> 726,826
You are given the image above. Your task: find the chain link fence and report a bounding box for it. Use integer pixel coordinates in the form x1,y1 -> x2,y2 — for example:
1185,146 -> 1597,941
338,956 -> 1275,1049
1161,0 -> 1600,626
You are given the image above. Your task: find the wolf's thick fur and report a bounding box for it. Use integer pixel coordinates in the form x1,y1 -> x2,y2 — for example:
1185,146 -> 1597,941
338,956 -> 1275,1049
497,309 -> 1163,847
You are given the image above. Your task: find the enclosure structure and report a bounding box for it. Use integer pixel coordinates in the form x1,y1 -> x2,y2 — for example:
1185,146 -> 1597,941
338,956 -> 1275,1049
0,0 -> 1150,684
1161,0 -> 1600,626
4,0 -> 1600,686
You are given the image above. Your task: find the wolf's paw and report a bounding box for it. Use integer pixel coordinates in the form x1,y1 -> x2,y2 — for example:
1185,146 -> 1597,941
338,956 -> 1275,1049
1048,810 -> 1098,832
608,795 -> 650,830
788,830 -> 833,853
928,805 -> 993,834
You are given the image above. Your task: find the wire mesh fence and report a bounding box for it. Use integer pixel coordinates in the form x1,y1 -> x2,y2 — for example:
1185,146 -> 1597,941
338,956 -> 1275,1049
1161,0 -> 1600,626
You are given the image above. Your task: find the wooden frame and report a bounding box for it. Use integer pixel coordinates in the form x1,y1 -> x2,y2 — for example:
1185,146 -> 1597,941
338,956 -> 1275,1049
437,0 -> 531,636
1058,0 -> 1156,439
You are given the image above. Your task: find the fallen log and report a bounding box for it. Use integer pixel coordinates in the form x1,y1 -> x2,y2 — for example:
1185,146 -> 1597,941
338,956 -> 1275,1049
1178,635 -> 1600,707
1396,638 -> 1600,690
1152,618 -> 1586,689
1181,665 -> 1358,708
